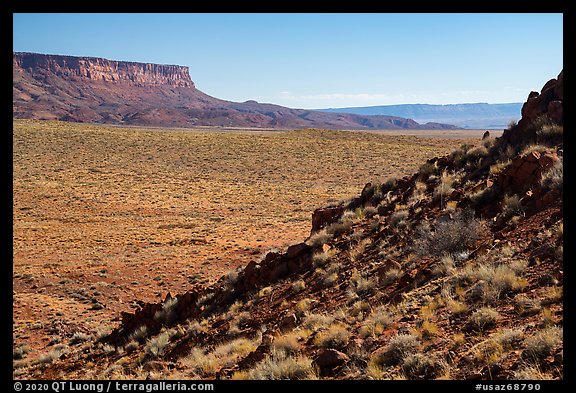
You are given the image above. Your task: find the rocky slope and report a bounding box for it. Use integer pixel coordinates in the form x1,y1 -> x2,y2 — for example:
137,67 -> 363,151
14,71 -> 562,380
13,52 -> 457,130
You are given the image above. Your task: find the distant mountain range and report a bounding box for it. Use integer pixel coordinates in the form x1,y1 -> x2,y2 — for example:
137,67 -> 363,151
317,103 -> 523,130
13,52 -> 457,130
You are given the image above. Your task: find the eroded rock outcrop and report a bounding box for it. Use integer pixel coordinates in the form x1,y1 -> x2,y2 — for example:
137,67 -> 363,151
500,70 -> 563,146
14,52 -> 193,87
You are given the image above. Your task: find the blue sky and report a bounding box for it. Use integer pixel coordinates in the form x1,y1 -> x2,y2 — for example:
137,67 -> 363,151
13,13 -> 563,109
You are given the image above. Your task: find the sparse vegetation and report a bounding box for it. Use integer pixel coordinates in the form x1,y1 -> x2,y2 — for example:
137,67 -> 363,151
389,210 -> 409,230
13,345 -> 30,360
313,323 -> 351,349
523,326 -> 562,360
12,105 -> 563,381
272,330 -> 308,355
501,194 -> 524,220
129,326 -> 149,343
37,345 -> 69,364
144,331 -> 171,358
69,332 -> 93,345
291,279 -> 306,293
412,209 -> 485,258
183,336 -> 260,377
402,353 -> 445,379
540,157 -> 563,191
468,307 -> 500,333
303,312 -> 334,330
418,161 -> 437,180
154,297 -> 178,325
372,333 -> 420,366
348,272 -> 378,297
536,121 -> 563,145
381,268 -> 402,286
367,306 -> 395,329
232,349 -> 318,380
469,185 -> 500,207
513,364 -> 555,380
494,328 -> 524,350
311,248 -> 336,267
306,229 -> 333,247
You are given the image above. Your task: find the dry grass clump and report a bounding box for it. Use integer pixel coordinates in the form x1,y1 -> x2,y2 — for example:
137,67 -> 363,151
154,297 -> 178,325
271,330 -> 310,355
232,349 -> 318,380
348,269 -> 378,297
469,185 -> 500,207
501,194 -> 524,220
472,338 -> 504,364
434,170 -> 456,201
523,326 -> 562,360
389,209 -> 409,230
311,247 -> 337,268
412,209 -> 485,258
466,145 -> 490,163
325,220 -> 354,239
313,323 -> 351,349
467,307 -> 500,333
291,279 -> 306,293
417,320 -> 440,340
470,262 -> 529,301
69,332 -> 93,345
359,307 -> 394,338
536,122 -> 563,145
494,328 -> 525,350
402,353 -> 446,379
381,268 -> 403,286
418,161 -> 437,180
306,229 -> 333,247
447,299 -> 469,316
540,157 -> 563,191
512,363 -> 555,380
13,345 -> 31,360
129,325 -> 149,343
183,336 -> 259,377
302,312 -> 335,330
349,237 -> 372,262
432,254 -> 456,277
37,345 -> 69,364
371,333 -> 420,367
513,294 -> 541,316
144,331 -> 171,358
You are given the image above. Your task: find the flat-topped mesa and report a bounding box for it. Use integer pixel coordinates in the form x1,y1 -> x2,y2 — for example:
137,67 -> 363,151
13,52 -> 194,88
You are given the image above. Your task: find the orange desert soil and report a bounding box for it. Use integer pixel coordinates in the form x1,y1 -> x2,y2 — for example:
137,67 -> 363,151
12,120 -> 491,357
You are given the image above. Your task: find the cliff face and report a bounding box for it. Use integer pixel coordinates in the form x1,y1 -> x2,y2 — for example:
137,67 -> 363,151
13,52 -> 457,130
13,52 -> 194,88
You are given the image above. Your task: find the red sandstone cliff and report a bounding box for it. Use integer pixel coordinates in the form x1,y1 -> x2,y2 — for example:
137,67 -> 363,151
14,52 -> 194,88
13,52 -> 457,130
